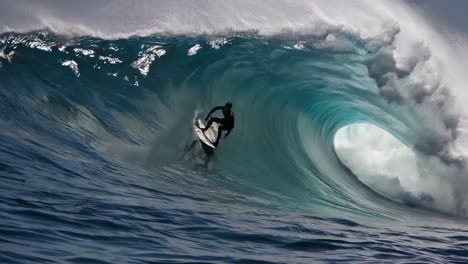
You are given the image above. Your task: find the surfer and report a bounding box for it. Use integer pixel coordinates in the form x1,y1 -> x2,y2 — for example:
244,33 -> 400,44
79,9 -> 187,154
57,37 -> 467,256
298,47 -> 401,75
202,102 -> 234,146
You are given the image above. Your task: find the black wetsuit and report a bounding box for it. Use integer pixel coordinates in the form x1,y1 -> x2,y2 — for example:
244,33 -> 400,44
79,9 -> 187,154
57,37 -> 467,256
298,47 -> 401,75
204,106 -> 234,146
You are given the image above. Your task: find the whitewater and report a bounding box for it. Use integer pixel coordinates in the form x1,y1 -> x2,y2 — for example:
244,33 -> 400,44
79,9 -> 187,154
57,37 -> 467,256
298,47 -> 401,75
2,0 -> 468,263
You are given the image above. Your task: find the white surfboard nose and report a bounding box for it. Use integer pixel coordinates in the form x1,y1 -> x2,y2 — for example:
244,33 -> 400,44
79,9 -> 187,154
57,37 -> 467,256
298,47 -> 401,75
194,119 -> 218,149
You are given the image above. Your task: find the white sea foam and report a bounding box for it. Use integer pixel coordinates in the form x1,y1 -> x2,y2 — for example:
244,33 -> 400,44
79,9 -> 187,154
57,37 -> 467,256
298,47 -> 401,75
74,48 -> 95,57
187,44 -> 202,56
99,55 -> 122,64
29,41 -> 53,52
209,38 -> 229,49
58,45 -> 68,52
0,48 -> 14,62
334,124 -> 458,213
108,44 -> 120,51
61,60 -> 80,77
293,42 -> 305,50
132,45 -> 166,76
312,34 -> 355,53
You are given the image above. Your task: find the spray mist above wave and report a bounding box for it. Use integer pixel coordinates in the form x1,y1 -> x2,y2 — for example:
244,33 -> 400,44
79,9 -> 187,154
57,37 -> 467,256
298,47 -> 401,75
0,1 -> 417,41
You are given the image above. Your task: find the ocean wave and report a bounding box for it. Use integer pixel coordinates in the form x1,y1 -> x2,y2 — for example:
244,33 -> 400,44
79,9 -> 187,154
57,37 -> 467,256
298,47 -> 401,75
3,2 -> 468,263
0,24 -> 467,217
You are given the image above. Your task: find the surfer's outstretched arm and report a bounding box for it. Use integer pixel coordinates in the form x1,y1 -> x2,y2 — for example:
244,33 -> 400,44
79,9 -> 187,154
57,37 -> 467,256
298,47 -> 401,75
205,106 -> 222,120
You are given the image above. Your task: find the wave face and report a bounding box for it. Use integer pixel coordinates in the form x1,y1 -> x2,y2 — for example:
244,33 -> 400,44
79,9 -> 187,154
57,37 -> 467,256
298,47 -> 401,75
2,1 -> 468,263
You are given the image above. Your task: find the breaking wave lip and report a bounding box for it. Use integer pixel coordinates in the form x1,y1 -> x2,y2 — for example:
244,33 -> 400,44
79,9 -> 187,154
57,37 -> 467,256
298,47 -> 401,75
1,1 -> 468,219
0,0 -> 410,42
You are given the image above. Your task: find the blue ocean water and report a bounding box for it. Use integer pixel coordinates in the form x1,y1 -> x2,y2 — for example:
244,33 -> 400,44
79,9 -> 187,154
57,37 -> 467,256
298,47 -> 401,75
2,2 -> 468,263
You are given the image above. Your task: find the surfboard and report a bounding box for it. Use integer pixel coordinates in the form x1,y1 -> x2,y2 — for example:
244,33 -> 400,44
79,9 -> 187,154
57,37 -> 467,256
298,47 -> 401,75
194,119 -> 218,149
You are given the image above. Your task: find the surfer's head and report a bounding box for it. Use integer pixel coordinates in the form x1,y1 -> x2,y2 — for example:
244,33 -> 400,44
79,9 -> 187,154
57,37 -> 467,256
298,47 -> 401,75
225,102 -> 232,110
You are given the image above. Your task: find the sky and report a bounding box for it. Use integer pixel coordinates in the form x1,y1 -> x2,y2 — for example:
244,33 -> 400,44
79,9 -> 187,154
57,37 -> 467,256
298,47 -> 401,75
406,0 -> 468,36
